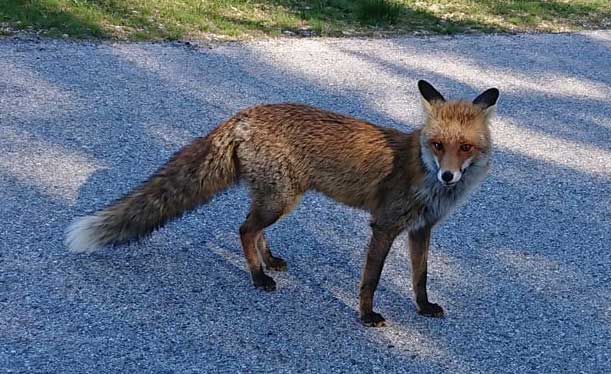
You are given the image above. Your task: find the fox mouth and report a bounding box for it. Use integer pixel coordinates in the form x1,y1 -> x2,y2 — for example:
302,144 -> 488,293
442,181 -> 458,187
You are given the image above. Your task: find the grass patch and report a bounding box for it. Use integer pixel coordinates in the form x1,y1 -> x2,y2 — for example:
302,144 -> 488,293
0,1 -> 610,40
355,0 -> 402,25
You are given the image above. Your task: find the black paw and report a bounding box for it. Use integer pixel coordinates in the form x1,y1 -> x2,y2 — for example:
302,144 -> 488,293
266,256 -> 288,272
417,302 -> 445,318
252,272 -> 276,291
360,312 -> 386,327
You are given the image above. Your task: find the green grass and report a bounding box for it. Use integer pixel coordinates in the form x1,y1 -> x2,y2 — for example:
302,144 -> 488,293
355,0 -> 402,25
0,1 -> 610,40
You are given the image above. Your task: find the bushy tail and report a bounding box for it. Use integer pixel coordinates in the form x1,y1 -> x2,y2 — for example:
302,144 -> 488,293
65,122 -> 240,253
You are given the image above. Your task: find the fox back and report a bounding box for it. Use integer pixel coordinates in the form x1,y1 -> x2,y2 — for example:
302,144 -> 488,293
230,103 -> 406,211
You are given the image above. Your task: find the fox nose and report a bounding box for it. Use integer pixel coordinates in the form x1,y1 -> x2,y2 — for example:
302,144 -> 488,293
441,171 -> 454,183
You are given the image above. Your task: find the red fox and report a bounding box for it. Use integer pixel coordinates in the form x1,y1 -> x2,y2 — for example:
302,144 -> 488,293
66,80 -> 499,327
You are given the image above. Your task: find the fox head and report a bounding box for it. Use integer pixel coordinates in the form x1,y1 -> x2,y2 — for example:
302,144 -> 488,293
418,80 -> 499,186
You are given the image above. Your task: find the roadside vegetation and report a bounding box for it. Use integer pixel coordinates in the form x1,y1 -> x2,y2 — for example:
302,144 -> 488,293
1,1 -> 610,40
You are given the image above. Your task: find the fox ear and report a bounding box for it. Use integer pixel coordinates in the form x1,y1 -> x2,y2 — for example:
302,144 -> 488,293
418,80 -> 445,104
418,80 -> 445,114
473,88 -> 499,110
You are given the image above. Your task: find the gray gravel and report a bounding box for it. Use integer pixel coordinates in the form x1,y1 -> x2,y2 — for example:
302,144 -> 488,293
1,31 -> 610,373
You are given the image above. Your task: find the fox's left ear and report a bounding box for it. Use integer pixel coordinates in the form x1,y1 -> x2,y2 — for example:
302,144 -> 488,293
473,88 -> 500,114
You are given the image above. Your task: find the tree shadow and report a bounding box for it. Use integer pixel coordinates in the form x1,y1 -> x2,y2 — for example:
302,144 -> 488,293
332,33 -> 611,151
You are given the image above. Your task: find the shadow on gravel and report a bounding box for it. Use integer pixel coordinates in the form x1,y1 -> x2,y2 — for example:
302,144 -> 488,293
1,32 -> 610,372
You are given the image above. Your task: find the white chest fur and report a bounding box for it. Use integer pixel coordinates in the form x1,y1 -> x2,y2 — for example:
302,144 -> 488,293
415,160 -> 489,227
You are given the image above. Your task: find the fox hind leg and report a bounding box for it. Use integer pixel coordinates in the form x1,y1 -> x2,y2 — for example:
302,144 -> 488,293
257,233 -> 288,272
239,192 -> 299,291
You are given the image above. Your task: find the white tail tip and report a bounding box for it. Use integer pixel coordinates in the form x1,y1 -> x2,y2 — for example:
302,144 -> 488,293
65,215 -> 105,253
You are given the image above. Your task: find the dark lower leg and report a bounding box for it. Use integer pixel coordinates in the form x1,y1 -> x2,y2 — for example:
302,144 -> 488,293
256,233 -> 287,271
239,229 -> 275,291
409,226 -> 444,317
359,226 -> 398,327
239,210 -> 282,291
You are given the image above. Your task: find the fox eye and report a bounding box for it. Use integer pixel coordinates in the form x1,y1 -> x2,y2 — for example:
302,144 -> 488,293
460,144 -> 473,152
431,142 -> 443,151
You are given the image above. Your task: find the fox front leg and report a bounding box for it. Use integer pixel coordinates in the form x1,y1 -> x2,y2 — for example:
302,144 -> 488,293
359,225 -> 400,327
409,226 -> 444,317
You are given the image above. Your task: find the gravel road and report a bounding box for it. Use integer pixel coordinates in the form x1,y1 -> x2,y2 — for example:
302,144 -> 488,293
1,31 -> 610,373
